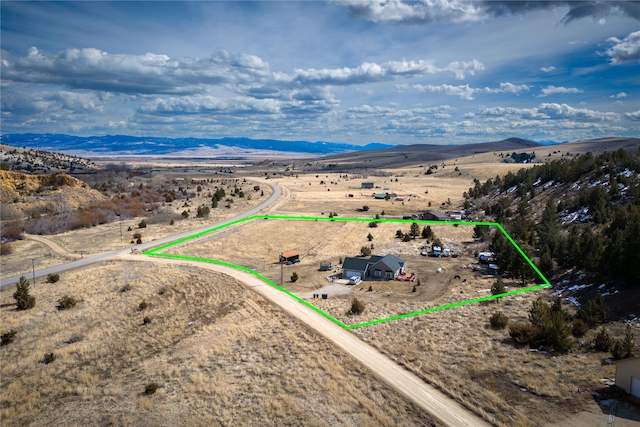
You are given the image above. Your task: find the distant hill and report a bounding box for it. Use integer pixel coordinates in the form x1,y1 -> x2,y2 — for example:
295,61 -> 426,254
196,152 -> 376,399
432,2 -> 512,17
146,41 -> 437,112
311,137 -> 541,169
0,134 -> 397,157
308,137 -> 640,170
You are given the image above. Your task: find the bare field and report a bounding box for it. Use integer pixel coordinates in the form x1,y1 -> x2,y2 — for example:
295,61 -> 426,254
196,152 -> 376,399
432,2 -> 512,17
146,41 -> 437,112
0,239 -> 74,279
0,261 -> 437,427
348,293 -> 620,427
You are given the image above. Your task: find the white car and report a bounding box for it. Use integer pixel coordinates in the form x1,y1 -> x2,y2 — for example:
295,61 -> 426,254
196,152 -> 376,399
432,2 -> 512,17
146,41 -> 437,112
348,276 -> 362,285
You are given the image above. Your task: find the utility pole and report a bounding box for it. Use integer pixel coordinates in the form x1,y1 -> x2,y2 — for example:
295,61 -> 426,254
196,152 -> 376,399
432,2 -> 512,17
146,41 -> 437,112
281,261 -> 284,286
117,213 -> 122,242
28,258 -> 36,287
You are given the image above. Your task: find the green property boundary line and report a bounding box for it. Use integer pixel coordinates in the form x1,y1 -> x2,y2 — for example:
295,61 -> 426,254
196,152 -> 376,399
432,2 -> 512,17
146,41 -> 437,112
143,215 -> 551,329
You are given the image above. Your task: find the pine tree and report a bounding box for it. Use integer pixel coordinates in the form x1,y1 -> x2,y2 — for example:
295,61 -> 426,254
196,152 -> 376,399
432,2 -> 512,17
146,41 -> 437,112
491,277 -> 506,302
539,245 -> 554,277
621,325 -> 637,359
410,223 -> 420,238
13,276 -> 35,310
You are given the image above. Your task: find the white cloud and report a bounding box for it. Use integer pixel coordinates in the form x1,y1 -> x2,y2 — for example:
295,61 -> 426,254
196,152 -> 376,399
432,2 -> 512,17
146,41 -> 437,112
477,103 -> 620,122
396,82 -> 530,100
334,0 -> 486,24
335,0 -> 640,25
1,47 -> 272,95
604,30 -> 640,64
288,58 -> 484,85
540,66 -> 556,72
613,100 -> 624,105
610,92 -> 628,98
625,110 -> 640,121
537,85 -> 583,97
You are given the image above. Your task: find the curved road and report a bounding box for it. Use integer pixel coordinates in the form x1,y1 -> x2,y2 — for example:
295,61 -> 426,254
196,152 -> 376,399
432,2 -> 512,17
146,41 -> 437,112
121,254 -> 490,427
1,177 -> 490,426
0,179 -> 280,287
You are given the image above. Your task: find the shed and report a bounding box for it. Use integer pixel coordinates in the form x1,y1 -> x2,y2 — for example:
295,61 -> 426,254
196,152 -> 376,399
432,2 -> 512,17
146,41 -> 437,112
279,251 -> 299,263
361,182 -> 375,189
614,356 -> 640,398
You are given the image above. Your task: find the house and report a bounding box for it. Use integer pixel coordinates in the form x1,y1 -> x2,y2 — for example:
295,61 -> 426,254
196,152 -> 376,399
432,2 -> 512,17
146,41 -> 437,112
361,182 -> 375,189
279,251 -> 299,263
421,211 -> 449,221
342,254 -> 406,281
614,356 -> 640,398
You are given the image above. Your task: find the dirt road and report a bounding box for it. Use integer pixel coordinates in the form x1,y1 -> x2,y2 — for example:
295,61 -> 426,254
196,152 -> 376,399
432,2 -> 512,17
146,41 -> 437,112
125,254 -> 491,427
22,233 -> 82,259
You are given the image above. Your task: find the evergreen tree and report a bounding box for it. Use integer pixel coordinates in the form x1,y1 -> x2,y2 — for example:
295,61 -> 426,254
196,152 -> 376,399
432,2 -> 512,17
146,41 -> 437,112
491,277 -> 506,302
13,276 -> 35,310
410,223 -> 420,239
621,325 -> 637,359
422,226 -> 434,240
539,245 -> 554,277
579,293 -> 610,327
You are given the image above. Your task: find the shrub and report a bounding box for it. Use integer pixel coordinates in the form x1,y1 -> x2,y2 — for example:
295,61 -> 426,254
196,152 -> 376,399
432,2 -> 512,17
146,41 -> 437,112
412,285 -> 417,293
136,237 -> 142,244
181,210 -> 189,218
611,340 -> 626,361
43,352 -> 56,364
367,285 -> 372,292
368,222 -> 378,228
120,284 -> 133,293
196,205 -> 210,218
362,206 -> 369,211
138,220 -> 147,228
579,293 -> 609,327
133,232 -> 142,239
145,382 -> 159,395
170,219 -> 175,225
490,311 -> 509,329
13,276 -> 35,310
491,277 -> 506,299
1,330 -> 17,346
528,298 -> 550,328
46,273 -> 60,283
0,243 -> 12,256
360,246 -> 372,257
143,316 -> 152,325
290,272 -> 299,283
139,301 -> 148,311
348,298 -> 365,316
571,319 -> 588,338
57,295 -> 77,310
509,323 -> 539,344
254,185 -> 260,191
402,234 -> 412,242
593,326 -> 613,352
367,233 -> 374,241
127,226 -> 132,231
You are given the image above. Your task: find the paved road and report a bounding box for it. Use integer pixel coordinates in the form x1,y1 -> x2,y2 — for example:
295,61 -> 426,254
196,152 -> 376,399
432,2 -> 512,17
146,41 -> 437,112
124,254 -> 491,427
0,180 -> 280,287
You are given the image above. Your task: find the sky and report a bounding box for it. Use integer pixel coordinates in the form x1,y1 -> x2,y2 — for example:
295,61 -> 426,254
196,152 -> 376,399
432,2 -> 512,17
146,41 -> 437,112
1,1 -> 639,145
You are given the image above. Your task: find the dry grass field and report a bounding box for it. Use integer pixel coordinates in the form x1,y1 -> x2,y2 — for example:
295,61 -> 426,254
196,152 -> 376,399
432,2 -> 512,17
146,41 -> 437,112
349,294 -> 620,427
0,239 -> 74,279
0,261 -> 437,427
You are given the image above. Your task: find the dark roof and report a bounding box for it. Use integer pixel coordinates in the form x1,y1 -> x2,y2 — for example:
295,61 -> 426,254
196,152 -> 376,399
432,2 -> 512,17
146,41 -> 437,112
371,254 -> 404,273
343,254 -> 405,274
342,257 -> 370,272
427,211 -> 449,220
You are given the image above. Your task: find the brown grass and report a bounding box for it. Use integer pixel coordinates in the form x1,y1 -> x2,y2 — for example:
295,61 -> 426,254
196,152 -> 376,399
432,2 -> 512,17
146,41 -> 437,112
0,261 -> 437,426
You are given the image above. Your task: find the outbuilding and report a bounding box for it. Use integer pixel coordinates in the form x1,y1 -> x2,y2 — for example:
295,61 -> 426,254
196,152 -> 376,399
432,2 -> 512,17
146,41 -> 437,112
421,211 -> 449,221
361,182 -> 375,189
279,251 -> 300,263
614,356 -> 640,398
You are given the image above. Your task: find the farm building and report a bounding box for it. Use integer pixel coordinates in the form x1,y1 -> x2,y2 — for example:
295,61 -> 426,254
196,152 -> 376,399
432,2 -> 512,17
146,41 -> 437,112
342,254 -> 406,281
279,251 -> 300,263
421,211 -> 449,221
614,356 -> 640,398
361,182 -> 375,189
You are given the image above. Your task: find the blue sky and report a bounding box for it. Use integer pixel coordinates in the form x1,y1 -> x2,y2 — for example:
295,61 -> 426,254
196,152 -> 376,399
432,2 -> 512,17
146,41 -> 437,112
1,1 -> 639,145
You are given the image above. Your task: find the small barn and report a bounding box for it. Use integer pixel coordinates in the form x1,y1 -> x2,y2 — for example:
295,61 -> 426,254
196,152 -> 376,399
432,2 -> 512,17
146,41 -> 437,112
361,182 -> 375,189
279,251 -> 299,263
614,356 -> 640,398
